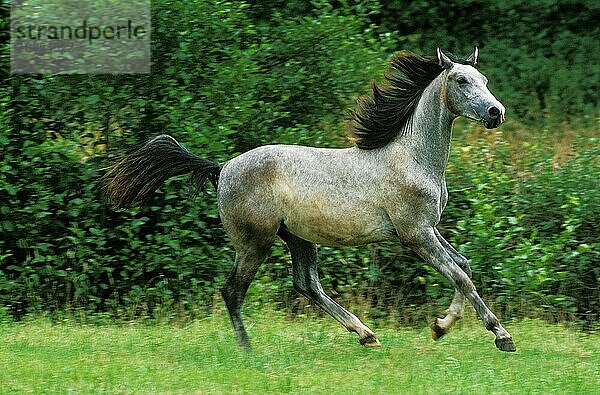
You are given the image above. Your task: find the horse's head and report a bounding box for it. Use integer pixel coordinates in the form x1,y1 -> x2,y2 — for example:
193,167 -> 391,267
438,48 -> 505,129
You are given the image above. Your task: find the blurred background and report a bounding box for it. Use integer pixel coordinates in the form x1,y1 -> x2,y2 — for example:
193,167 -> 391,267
0,0 -> 597,329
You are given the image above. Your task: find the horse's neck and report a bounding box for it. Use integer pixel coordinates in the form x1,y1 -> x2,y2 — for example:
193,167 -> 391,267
388,75 -> 455,178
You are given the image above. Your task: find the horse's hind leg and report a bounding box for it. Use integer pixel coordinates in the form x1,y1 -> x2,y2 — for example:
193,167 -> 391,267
279,228 -> 380,347
221,230 -> 274,350
431,228 -> 471,340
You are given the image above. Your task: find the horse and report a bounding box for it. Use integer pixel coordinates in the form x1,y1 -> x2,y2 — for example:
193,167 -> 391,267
102,48 -> 516,352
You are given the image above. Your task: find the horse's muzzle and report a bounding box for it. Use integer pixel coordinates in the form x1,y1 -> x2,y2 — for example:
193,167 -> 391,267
483,105 -> 505,128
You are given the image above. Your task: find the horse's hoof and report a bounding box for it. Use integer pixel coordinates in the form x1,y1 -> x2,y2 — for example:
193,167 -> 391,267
430,319 -> 447,341
495,337 -> 516,352
360,335 -> 381,347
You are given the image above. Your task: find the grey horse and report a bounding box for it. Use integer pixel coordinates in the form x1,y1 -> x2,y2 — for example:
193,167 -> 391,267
103,48 -> 516,352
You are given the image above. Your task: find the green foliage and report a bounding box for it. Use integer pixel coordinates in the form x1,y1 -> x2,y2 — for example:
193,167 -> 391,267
0,1 -> 598,328
443,130 -> 598,327
0,0 -> 390,318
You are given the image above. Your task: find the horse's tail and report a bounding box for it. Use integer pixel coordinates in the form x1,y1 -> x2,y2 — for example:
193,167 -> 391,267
101,135 -> 221,209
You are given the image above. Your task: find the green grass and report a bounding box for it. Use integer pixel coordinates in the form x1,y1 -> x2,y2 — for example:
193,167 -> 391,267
1,313 -> 598,394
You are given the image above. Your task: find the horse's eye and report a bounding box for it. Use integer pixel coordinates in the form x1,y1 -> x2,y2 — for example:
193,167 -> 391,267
457,76 -> 468,85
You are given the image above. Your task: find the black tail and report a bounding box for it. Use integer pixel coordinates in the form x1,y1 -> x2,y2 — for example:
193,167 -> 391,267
101,135 -> 221,209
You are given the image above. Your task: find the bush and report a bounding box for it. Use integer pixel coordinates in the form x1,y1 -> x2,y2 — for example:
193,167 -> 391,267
443,130 -> 598,328
0,1 -> 597,329
0,0 -> 392,318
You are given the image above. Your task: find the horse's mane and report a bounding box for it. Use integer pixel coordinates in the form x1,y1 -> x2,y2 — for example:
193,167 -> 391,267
349,51 -> 465,150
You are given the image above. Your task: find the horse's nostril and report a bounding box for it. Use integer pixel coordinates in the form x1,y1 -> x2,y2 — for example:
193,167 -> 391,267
488,106 -> 500,119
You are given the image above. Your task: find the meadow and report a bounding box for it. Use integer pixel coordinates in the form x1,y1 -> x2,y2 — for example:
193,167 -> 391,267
1,311 -> 598,394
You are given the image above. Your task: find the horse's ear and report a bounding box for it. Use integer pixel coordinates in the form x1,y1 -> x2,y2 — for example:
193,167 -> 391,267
466,47 -> 479,66
437,48 -> 453,69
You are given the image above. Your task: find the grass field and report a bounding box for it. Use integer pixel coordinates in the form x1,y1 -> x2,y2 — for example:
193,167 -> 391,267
1,313 -> 598,394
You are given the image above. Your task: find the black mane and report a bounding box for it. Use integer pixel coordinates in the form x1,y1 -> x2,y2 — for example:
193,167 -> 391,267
349,52 -> 463,150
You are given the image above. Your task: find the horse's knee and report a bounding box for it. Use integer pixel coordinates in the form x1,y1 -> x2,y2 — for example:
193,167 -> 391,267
451,271 -> 475,293
461,262 -> 472,278
294,283 -> 319,300
450,252 -> 471,275
293,279 -> 323,302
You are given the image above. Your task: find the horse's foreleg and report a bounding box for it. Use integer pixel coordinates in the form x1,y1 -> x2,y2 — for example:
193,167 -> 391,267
434,228 -> 470,274
279,229 -> 380,347
431,228 -> 471,340
409,226 -> 515,352
431,291 -> 465,340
